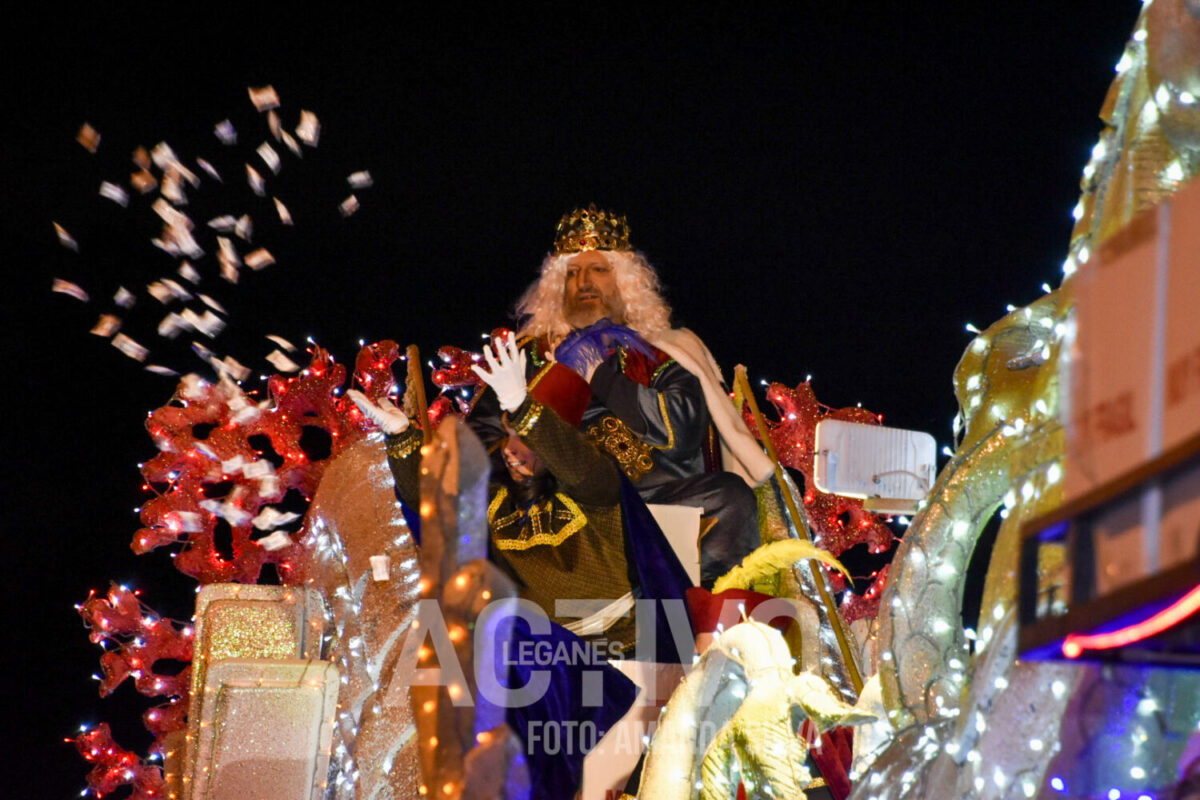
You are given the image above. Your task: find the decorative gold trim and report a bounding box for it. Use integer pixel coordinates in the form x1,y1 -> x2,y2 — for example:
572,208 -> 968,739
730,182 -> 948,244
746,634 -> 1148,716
587,415 -> 656,481
493,493 -> 589,550
650,357 -> 675,382
652,392 -> 677,451
487,486 -> 509,524
385,432 -> 422,461
492,509 -> 525,528
527,364 -> 552,393
510,400 -> 544,437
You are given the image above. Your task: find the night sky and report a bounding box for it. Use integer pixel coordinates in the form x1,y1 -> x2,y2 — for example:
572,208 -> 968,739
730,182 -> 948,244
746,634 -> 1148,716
5,4 -> 1139,796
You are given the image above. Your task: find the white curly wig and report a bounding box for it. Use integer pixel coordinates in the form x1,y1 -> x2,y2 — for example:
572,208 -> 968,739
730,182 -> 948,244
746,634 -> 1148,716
515,250 -> 673,342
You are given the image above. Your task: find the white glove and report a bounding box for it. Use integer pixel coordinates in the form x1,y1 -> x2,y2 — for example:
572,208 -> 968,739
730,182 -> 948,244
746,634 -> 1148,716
347,389 -> 410,434
471,332 -> 528,412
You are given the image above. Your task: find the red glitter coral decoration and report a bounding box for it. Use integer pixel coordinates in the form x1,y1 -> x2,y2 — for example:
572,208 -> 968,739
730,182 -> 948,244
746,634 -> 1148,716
77,342 -> 417,794
431,344 -> 484,391
76,583 -> 193,795
134,343 -> 405,585
78,584 -> 193,702
73,723 -> 166,799
748,380 -> 897,608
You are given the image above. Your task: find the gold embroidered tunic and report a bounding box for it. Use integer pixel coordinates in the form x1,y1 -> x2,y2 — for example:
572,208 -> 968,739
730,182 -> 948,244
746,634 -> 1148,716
385,397 -> 637,650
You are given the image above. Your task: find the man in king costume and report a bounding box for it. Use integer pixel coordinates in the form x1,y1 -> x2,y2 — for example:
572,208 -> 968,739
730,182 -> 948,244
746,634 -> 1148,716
351,334 -> 694,799
510,204 -> 775,589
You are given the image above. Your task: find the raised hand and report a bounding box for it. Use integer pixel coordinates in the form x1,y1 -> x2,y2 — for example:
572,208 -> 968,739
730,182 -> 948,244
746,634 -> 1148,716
471,332 -> 528,412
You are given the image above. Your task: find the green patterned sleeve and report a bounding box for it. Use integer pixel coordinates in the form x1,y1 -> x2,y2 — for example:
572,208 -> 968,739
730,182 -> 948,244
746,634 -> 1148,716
508,396 -> 621,507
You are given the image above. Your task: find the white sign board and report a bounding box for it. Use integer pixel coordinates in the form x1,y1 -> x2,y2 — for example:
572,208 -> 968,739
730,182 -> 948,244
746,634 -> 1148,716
813,419 -> 936,513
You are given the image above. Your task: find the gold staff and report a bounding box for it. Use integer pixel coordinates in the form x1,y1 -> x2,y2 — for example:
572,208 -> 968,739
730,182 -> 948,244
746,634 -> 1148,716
405,344 -> 433,445
733,365 -> 864,695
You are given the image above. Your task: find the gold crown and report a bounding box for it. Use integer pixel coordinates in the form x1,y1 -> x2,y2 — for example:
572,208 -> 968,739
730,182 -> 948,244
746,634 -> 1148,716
553,204 -> 632,254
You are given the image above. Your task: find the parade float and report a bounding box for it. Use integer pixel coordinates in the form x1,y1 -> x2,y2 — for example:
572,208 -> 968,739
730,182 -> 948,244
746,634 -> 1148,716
61,2 -> 1200,798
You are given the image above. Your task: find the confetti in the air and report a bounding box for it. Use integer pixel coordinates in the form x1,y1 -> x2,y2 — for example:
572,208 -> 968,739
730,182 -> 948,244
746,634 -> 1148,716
169,511 -> 204,533
228,396 -> 262,426
201,498 -> 251,526
76,123 -> 101,153
217,236 -> 240,264
54,88 -> 353,387
181,308 -> 225,338
192,441 -> 218,460
257,142 -> 281,174
51,279 -> 89,302
196,157 -> 221,182
153,143 -> 198,185
112,333 -> 149,362
273,197 -> 293,225
247,85 -> 280,112
257,531 -> 292,551
160,279 -> 191,302
253,507 -> 301,531
147,281 -> 176,304
296,110 -> 320,147
214,119 -> 237,145
150,142 -> 179,171
172,228 -> 204,259
215,355 -> 251,382
245,164 -> 266,196
114,287 -> 136,308
280,131 -> 301,157
191,342 -> 215,364
161,171 -> 186,205
267,110 -> 282,141
198,294 -> 227,314
152,198 -> 190,228
157,312 -> 188,339
176,162 -> 201,188
207,215 -> 237,232
266,334 -> 297,352
234,215 -> 253,242
179,373 -> 208,399
131,169 -> 157,194
177,262 -> 200,284
54,222 -> 79,251
266,350 -> 301,372
154,215 -> 203,257
151,238 -> 177,257
90,315 -> 122,337
164,232 -> 204,261
242,459 -> 275,480
218,236 -> 241,268
99,181 -> 129,207
244,249 -> 274,270
220,455 -> 246,475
